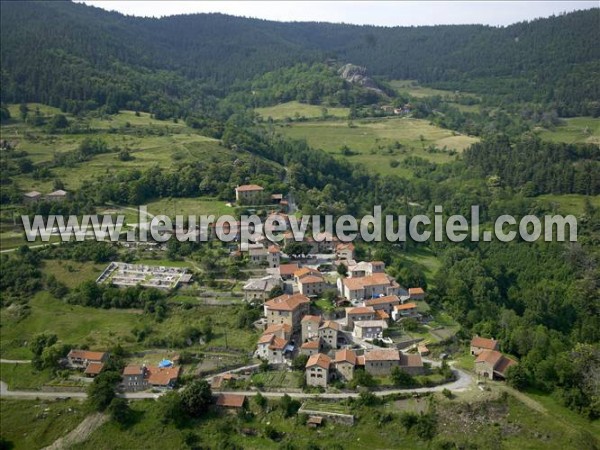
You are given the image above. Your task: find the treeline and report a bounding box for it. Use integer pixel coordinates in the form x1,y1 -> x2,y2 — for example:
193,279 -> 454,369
1,2 -> 598,116
430,240 -> 599,418
463,135 -> 600,196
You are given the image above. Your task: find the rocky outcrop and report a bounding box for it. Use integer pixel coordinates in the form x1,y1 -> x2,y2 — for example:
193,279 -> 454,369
338,63 -> 384,95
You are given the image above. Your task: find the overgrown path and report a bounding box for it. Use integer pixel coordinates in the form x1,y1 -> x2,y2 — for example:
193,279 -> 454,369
41,412 -> 108,450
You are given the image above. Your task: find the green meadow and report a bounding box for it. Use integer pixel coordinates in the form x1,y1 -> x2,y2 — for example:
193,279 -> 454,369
535,193 -> 600,215
537,116 -> 600,145
255,101 -> 350,120
277,117 -> 479,176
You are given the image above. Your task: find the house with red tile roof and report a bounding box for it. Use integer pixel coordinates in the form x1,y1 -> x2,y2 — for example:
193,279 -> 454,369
305,353 -> 331,387
235,184 -> 264,204
67,349 -> 109,369
364,294 -> 401,315
475,350 -> 517,380
146,365 -> 181,389
392,302 -> 419,321
319,320 -> 340,350
334,349 -> 357,381
277,263 -> 300,280
335,242 -> 355,261
255,332 -> 288,364
121,365 -> 148,392
408,287 -> 426,300
84,362 -> 104,378
216,393 -> 247,410
470,336 -> 500,356
338,272 -> 402,302
363,349 -> 401,376
300,340 -> 320,356
345,306 -> 377,329
301,315 -> 322,342
264,293 -> 310,332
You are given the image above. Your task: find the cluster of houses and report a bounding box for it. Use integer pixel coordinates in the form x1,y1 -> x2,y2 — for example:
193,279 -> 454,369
66,349 -> 181,391
23,189 -> 69,203
470,336 -> 517,380
253,271 -> 428,387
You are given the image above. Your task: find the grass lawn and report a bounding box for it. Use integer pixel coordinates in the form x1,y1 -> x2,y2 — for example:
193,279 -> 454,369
389,80 -> 479,99
0,292 -> 147,359
251,370 -> 302,389
534,194 -> 600,215
314,297 -> 336,313
277,117 -> 478,176
301,399 -> 352,414
0,363 -> 55,390
145,197 -> 234,218
0,399 -> 89,450
41,259 -> 104,288
255,101 -> 349,120
401,246 -> 441,285
537,116 -> 600,145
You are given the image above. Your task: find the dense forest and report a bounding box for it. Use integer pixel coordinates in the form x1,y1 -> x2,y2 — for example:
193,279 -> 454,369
1,2 -> 599,116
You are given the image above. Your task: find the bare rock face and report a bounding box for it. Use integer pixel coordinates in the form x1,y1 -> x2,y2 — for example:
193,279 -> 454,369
338,63 -> 384,95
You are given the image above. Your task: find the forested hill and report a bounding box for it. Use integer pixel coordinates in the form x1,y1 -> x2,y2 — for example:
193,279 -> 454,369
1,1 -> 598,114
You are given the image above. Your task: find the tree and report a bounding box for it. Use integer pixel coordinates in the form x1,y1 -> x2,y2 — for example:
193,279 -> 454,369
268,285 -> 284,298
19,103 -> 28,121
284,241 -> 312,259
390,367 -> 416,387
506,364 -> 528,390
254,392 -> 267,410
50,114 -> 69,129
336,263 -> 348,277
87,371 -> 121,411
279,394 -> 301,418
108,398 -> 131,425
291,354 -> 309,371
157,391 -> 185,426
180,380 -> 212,417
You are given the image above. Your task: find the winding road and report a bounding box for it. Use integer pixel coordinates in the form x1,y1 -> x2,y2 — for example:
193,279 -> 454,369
0,366 -> 473,400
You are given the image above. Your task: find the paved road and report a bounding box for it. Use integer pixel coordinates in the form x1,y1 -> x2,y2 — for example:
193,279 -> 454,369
0,367 -> 472,400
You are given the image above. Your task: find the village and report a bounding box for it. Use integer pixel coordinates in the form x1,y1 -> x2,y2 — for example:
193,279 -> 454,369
48,183 -> 518,409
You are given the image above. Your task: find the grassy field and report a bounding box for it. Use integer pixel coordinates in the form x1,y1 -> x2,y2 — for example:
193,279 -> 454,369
145,197 -> 235,218
1,105 -> 275,193
41,259 -> 104,288
255,101 -> 349,120
402,246 -> 441,285
390,80 -> 478,99
537,116 -> 600,145
301,399 -> 352,414
277,117 -> 478,176
0,363 -> 54,390
0,399 -> 89,450
0,292 -> 147,359
535,193 -> 600,215
251,370 -> 302,389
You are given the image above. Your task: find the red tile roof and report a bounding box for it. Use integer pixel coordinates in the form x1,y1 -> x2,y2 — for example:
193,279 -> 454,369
236,184 -> 264,192
343,273 -> 393,290
475,349 -> 504,366
334,349 -> 357,365
294,267 -> 322,279
408,287 -> 425,296
84,362 -> 104,375
265,293 -> 310,311
400,353 -> 423,368
364,349 -> 400,362
301,340 -> 320,349
319,320 -> 340,331
263,323 -> 292,335
216,393 -> 246,408
278,263 -> 300,276
471,336 -> 499,350
395,302 -> 417,311
300,275 -> 325,284
301,315 -> 322,323
268,336 -> 288,350
365,295 -> 401,306
306,353 -> 331,370
346,306 -> 376,315
123,365 -> 144,376
68,349 -> 106,362
146,366 -> 181,386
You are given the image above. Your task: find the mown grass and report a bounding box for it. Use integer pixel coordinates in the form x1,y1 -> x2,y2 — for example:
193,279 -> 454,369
0,363 -> 55,390
255,101 -> 349,120
251,370 -> 302,389
145,197 -> 234,218
537,116 -> 600,145
0,399 -> 88,450
0,292 -> 147,359
277,117 -> 478,176
534,193 -> 600,215
41,259 -> 104,288
389,80 -> 479,100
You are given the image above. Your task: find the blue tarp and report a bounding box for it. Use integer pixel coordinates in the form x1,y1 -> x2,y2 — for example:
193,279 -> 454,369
158,359 -> 173,368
